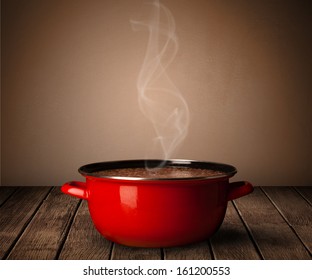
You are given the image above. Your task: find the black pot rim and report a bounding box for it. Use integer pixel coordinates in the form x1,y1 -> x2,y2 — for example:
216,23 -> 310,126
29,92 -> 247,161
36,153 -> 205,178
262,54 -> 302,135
78,159 -> 237,181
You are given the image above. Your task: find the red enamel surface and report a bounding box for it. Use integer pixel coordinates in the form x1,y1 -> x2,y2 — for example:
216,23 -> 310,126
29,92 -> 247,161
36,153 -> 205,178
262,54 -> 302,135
61,178 -> 253,247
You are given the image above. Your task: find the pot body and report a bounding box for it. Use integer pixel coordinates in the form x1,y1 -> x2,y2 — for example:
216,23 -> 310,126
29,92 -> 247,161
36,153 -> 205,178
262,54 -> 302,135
87,178 -> 228,247
61,160 -> 253,247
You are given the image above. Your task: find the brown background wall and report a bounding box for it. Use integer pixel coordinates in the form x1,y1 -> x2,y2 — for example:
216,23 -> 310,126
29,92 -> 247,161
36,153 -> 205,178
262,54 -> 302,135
1,0 -> 311,186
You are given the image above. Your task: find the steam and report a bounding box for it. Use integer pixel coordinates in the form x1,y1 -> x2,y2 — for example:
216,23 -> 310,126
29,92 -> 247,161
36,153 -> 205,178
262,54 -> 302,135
131,0 -> 190,162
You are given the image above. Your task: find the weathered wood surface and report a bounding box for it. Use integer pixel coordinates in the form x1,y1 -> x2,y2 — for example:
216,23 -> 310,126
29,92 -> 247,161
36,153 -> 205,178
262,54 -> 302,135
0,187 -> 52,259
6,187 -> 80,260
0,186 -> 311,260
234,187 -> 311,259
210,202 -> 261,260
59,200 -> 112,260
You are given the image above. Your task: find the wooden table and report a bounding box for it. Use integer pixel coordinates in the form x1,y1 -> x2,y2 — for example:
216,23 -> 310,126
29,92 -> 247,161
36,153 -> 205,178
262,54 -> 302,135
0,186 -> 311,260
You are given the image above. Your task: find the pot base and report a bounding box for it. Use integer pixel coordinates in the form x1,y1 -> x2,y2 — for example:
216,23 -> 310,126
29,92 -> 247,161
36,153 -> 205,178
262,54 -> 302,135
99,215 -> 225,248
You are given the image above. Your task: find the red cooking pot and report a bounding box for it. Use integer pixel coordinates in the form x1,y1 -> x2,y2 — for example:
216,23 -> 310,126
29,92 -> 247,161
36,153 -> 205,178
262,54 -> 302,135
61,159 -> 253,247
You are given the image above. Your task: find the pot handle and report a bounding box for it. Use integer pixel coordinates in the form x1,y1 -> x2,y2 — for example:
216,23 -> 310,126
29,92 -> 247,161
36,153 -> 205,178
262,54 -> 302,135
61,181 -> 88,200
227,181 -> 253,201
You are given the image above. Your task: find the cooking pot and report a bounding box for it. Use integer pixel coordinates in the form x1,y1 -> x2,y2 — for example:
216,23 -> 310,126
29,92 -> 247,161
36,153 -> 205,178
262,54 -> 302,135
61,159 -> 253,247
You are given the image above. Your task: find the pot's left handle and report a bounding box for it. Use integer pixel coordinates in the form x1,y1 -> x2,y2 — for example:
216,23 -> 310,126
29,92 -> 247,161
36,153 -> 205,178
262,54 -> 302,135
61,181 -> 88,200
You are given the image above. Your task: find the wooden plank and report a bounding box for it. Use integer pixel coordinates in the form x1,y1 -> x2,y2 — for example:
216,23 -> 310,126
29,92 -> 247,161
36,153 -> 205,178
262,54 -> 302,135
164,241 -> 212,260
7,187 -> 79,260
58,200 -> 112,260
295,187 -> 312,206
0,187 -> 18,206
111,243 -> 162,260
234,187 -> 311,260
210,202 -> 261,260
262,187 -> 312,255
0,187 -> 51,259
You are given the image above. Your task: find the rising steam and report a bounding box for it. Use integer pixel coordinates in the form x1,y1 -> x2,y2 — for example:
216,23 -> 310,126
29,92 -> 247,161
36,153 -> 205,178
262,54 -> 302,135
131,0 -> 190,162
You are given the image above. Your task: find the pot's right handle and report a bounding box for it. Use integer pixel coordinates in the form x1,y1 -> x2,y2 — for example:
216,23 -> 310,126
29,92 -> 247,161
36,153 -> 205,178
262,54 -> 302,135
227,181 -> 253,201
61,181 -> 88,200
